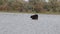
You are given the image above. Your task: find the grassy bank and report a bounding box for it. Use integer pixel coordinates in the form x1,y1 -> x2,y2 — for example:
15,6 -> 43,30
0,11 -> 60,15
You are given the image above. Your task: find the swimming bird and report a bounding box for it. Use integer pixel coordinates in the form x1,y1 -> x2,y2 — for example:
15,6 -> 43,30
30,14 -> 38,20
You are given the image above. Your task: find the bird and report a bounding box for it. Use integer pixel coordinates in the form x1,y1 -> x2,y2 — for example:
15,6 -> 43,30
30,14 -> 38,20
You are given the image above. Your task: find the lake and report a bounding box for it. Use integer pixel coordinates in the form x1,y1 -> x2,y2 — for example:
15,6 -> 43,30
0,13 -> 60,34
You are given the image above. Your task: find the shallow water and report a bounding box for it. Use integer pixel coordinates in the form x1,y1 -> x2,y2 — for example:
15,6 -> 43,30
0,13 -> 60,34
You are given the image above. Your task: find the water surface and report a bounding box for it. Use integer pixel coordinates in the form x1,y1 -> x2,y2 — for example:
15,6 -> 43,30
0,13 -> 60,34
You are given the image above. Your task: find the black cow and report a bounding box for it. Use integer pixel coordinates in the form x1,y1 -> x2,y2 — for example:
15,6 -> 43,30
30,14 -> 38,20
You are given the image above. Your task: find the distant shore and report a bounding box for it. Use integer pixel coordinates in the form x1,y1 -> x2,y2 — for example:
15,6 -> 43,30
0,11 -> 60,15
